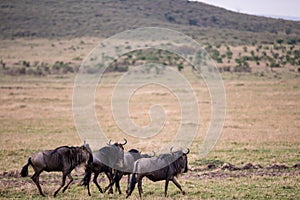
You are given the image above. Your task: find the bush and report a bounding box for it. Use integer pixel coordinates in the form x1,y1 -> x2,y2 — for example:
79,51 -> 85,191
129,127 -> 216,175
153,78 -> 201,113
22,60 -> 30,67
234,57 -> 251,72
188,19 -> 198,26
177,63 -> 184,71
226,50 -> 233,60
276,39 -> 284,45
287,38 -> 297,45
210,49 -> 222,63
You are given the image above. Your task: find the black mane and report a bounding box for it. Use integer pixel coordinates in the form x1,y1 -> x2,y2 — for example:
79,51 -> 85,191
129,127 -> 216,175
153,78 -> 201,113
128,149 -> 140,153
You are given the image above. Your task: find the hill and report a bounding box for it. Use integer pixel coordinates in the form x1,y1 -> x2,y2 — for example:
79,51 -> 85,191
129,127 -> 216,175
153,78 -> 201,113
0,0 -> 299,45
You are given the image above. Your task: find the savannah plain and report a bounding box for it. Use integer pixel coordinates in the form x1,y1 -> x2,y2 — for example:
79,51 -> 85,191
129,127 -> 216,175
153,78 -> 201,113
0,36 -> 299,199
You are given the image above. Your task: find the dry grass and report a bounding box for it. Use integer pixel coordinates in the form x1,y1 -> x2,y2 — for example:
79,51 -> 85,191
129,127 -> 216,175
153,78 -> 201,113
0,38 -> 299,199
0,38 -> 101,67
0,72 -> 299,198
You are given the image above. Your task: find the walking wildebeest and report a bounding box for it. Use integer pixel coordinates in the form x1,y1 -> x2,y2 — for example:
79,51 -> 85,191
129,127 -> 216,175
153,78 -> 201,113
103,149 -> 154,194
20,143 -> 93,197
82,139 -> 127,196
126,148 -> 190,198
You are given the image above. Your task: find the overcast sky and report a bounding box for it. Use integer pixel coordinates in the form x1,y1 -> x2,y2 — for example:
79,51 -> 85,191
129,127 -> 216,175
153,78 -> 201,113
193,0 -> 300,20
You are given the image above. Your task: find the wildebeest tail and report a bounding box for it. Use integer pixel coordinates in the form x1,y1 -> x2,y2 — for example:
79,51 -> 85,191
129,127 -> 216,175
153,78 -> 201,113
82,167 -> 92,186
126,173 -> 136,198
126,162 -> 138,198
21,157 -> 32,177
130,173 -> 136,191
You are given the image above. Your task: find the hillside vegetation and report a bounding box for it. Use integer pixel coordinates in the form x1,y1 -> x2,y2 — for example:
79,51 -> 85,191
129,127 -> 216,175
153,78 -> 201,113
0,0 -> 300,76
0,0 -> 300,45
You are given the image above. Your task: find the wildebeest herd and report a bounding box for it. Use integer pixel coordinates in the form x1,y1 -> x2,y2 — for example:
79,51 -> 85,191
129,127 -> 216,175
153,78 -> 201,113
21,139 -> 190,198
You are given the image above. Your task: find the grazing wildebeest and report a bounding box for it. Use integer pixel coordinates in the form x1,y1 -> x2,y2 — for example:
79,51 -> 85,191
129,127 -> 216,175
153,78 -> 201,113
20,143 -> 93,197
126,148 -> 190,198
82,139 -> 127,196
103,149 -> 155,194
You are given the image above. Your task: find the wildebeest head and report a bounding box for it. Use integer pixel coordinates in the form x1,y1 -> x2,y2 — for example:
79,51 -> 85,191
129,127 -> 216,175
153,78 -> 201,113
80,142 -> 93,165
94,138 -> 127,170
170,148 -> 189,173
178,148 -> 189,173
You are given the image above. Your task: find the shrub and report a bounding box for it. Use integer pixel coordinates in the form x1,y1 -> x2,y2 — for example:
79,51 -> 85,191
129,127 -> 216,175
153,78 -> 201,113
210,49 -> 222,63
226,50 -> 233,60
165,12 -> 175,22
188,19 -> 198,26
234,57 -> 251,72
177,63 -> 184,71
256,45 -> 262,52
287,38 -> 297,45
22,60 -> 30,68
276,39 -> 284,45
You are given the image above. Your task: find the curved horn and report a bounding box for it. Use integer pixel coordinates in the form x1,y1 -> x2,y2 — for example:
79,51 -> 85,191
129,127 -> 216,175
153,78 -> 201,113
107,140 -> 112,145
152,151 -> 156,157
170,147 -> 174,153
184,148 -> 190,155
122,138 -> 127,145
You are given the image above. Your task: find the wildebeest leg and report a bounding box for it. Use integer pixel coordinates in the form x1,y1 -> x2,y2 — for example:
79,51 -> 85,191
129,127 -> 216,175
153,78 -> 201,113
171,177 -> 186,195
31,170 -> 45,197
127,174 -> 131,186
124,174 -> 131,194
62,174 -> 73,193
125,173 -> 136,198
93,172 -> 103,193
86,181 -> 91,196
54,172 -> 67,197
106,171 -> 114,194
115,172 -> 123,194
103,171 -> 116,194
140,179 -> 144,194
137,176 -> 143,198
125,174 -> 130,194
103,179 -> 114,193
164,178 -> 170,197
82,168 -> 92,196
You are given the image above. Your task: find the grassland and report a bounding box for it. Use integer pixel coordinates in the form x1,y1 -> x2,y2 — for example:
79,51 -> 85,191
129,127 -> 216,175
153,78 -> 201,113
0,31 -> 299,198
0,68 -> 299,199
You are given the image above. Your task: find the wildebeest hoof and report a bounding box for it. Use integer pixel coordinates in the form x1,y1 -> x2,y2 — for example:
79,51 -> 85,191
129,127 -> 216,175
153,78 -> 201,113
182,191 -> 186,195
108,190 -> 113,194
54,191 -> 59,197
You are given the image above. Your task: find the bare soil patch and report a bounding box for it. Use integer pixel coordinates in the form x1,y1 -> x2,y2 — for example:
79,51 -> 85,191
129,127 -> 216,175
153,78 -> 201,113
189,162 -> 300,180
1,162 -> 299,193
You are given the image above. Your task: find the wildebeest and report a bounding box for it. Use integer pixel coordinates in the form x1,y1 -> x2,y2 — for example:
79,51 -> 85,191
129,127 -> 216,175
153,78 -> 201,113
103,149 -> 155,194
126,148 -> 190,198
20,143 -> 93,197
82,139 -> 127,196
